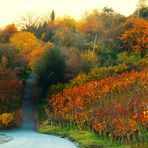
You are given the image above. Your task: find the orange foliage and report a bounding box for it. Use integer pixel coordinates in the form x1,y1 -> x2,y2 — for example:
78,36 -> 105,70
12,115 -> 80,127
120,17 -> 148,57
0,24 -> 18,43
3,24 -> 17,33
48,70 -> 148,139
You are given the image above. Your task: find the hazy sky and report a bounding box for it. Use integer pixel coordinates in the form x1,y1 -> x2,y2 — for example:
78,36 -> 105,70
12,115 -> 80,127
0,0 -> 140,28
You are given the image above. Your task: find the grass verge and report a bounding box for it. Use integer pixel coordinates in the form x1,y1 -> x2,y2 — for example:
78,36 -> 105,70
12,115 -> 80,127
38,124 -> 132,148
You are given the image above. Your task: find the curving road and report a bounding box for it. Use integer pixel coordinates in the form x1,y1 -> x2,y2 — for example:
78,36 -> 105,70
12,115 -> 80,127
0,74 -> 77,148
0,129 -> 77,148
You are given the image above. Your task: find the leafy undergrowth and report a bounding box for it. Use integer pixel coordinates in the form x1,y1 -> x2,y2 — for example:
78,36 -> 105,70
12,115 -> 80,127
47,70 -> 148,143
36,103 -> 148,148
35,101 -> 48,123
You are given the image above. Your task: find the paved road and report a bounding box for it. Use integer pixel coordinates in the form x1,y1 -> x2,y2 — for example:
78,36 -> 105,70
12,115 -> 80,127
0,129 -> 77,148
0,74 -> 77,148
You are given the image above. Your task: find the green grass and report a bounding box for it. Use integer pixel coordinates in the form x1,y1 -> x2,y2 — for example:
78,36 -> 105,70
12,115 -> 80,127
36,103 -> 148,148
38,124 -> 132,148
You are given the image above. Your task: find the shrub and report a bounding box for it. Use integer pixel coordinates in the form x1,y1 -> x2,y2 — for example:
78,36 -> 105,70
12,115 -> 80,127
97,50 -> 117,67
0,110 -> 21,128
69,64 -> 128,87
135,57 -> 148,71
48,83 -> 67,96
0,113 -> 13,126
80,50 -> 99,73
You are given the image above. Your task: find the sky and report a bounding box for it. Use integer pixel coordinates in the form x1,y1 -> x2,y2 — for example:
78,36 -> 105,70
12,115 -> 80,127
0,0 -> 141,28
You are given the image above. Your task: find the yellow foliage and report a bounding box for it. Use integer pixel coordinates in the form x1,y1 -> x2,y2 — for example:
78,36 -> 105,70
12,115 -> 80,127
10,31 -> 53,69
0,113 -> 13,126
80,50 -> 99,72
0,110 -> 22,128
81,50 -> 98,62
10,31 -> 38,51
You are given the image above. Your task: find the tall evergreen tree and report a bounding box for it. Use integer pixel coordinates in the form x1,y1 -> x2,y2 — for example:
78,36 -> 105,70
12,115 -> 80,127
51,10 -> 55,22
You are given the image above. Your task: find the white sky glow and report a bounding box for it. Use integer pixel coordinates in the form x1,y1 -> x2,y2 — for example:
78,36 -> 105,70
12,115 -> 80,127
0,0 -> 141,28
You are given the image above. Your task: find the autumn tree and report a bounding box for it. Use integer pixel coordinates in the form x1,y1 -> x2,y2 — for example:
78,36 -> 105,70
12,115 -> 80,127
17,13 -> 40,31
53,16 -> 77,47
98,14 -> 126,52
76,10 -> 104,51
80,50 -> 99,73
10,31 -> 38,67
137,0 -> 147,14
71,32 -> 91,50
17,13 -> 48,39
0,24 -> 18,43
101,7 -> 114,29
10,31 -> 52,69
138,7 -> 148,20
0,43 -> 25,70
119,17 -> 148,58
61,47 -> 82,81
40,22 -> 56,42
134,0 -> 148,19
0,65 -> 22,113
77,9 -> 103,35
77,8 -> 126,52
